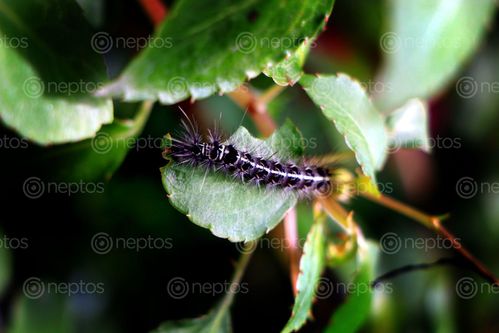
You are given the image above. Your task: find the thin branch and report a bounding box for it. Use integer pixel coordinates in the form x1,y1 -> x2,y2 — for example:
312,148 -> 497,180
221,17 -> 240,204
227,87 -> 276,137
212,241 -> 256,327
361,192 -> 499,286
372,257 -> 460,286
259,84 -> 286,105
317,196 -> 350,232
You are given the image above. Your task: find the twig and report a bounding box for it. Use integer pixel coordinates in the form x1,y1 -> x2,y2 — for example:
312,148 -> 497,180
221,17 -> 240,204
372,257 -> 460,286
227,87 -> 276,137
215,241 -> 256,322
361,192 -> 499,285
317,196 -> 351,232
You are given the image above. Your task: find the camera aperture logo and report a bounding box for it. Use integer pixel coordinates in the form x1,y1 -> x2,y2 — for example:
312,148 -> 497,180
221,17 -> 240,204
91,232 -> 174,254
166,277 -> 249,300
23,277 -> 104,299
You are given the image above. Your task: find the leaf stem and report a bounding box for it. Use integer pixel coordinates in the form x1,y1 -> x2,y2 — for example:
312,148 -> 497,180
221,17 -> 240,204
215,241 -> 256,323
361,192 -> 499,285
317,195 -> 350,231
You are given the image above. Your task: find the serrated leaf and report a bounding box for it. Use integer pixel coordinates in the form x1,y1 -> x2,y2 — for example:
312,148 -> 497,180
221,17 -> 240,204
325,241 -> 379,333
377,0 -> 496,111
263,43 -> 310,86
99,0 -> 334,104
300,74 -> 388,183
386,98 -> 431,153
282,215 -> 326,333
0,0 -> 113,145
162,120 -> 303,242
152,302 -> 232,333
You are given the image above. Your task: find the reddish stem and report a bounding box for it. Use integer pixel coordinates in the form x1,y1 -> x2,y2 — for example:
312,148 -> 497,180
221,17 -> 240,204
362,192 -> 499,285
139,0 -> 168,26
284,208 -> 300,295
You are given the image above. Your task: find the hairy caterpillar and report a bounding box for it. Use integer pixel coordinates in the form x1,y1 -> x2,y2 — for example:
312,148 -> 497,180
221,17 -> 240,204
163,113 -> 353,199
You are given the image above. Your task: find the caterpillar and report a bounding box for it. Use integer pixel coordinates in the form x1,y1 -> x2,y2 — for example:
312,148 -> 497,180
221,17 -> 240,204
163,113 -> 353,199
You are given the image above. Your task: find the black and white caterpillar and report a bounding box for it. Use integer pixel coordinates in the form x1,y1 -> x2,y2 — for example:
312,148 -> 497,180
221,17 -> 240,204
164,115 -> 351,198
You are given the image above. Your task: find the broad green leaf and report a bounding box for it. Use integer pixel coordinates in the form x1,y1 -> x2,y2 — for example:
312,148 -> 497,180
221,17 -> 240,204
152,302 -> 232,333
282,217 -> 326,333
325,241 -> 379,333
0,0 -> 113,145
300,74 -> 388,182
99,0 -> 334,104
162,120 -> 303,242
386,99 -> 431,153
8,294 -> 74,333
376,0 -> 496,111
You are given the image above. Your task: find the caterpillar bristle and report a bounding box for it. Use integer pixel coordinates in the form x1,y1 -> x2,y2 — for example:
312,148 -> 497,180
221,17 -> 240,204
166,112 -> 355,199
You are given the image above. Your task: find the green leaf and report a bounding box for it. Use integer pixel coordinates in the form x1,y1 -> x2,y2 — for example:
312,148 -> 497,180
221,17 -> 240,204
162,120 -> 303,242
99,0 -> 334,104
0,0 -> 113,145
376,0 -> 496,111
263,43 -> 310,86
300,74 -> 388,182
386,99 -> 431,153
152,302 -> 232,333
325,241 -> 379,333
40,101 -> 153,182
0,232 -> 11,296
282,216 -> 326,333
8,294 -> 74,333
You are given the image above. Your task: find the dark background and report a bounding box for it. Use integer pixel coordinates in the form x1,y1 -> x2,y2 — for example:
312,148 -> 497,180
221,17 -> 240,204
0,0 -> 498,332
